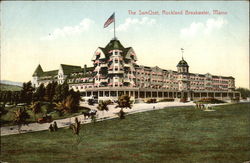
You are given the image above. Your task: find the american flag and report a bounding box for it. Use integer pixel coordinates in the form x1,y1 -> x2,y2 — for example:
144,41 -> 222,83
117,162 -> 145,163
104,13 -> 115,28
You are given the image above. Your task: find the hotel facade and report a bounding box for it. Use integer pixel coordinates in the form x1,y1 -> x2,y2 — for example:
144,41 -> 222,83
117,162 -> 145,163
32,38 -> 240,101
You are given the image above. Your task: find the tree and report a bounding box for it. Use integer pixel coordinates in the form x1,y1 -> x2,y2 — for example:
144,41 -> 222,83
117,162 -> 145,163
55,94 -> 79,114
97,101 -> 109,116
70,117 -> 81,135
115,95 -> 132,119
21,81 -> 34,104
55,100 -> 67,116
236,87 -> 250,99
69,90 -> 81,108
44,83 -> 52,102
12,91 -> 21,106
50,81 -> 57,102
33,83 -> 45,102
6,91 -> 12,104
53,84 -> 63,102
44,81 -> 57,103
0,105 -> 8,116
1,91 -> 8,105
13,108 -> 30,133
30,101 -> 42,120
61,82 -> 69,100
65,95 -> 75,113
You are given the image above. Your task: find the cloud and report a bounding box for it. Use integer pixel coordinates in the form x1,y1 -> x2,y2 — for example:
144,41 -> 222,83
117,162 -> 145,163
116,17 -> 156,32
41,18 -> 94,40
180,17 -> 227,38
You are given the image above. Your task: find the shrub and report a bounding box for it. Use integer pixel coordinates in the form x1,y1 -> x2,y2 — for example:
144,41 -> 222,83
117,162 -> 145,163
0,106 -> 8,116
158,98 -> 174,102
70,117 -> 81,135
231,97 -> 240,103
145,98 -> 157,103
197,98 -> 225,104
88,99 -> 95,105
180,98 -> 187,103
118,109 -> 125,119
103,100 -> 113,105
115,95 -> 132,119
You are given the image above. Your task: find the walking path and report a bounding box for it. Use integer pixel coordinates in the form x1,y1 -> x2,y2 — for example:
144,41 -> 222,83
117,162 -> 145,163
0,101 -> 243,136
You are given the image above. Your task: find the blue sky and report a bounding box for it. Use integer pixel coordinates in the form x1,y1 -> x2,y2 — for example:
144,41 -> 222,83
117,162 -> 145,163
1,1 -> 249,88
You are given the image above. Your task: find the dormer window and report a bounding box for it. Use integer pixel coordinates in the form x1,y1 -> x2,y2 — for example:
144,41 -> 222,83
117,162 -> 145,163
114,51 -> 118,55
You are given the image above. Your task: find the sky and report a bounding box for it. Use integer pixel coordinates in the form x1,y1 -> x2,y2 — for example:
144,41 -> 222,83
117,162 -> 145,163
1,1 -> 249,88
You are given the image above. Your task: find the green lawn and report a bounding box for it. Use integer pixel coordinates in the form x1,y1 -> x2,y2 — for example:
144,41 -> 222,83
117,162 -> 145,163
1,103 -> 250,163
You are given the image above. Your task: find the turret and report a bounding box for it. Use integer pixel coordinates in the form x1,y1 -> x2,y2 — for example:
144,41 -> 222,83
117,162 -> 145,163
177,58 -> 189,73
177,48 -> 189,74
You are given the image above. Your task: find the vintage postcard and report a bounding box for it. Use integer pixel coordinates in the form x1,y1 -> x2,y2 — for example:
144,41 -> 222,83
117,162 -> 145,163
1,1 -> 249,163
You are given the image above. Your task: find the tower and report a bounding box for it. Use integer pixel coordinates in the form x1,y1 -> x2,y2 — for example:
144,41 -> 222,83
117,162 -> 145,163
91,38 -> 137,88
177,48 -> 189,73
177,48 -> 190,92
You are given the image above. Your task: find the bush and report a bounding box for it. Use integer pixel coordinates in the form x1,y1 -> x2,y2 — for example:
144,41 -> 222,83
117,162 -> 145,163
41,103 -> 54,114
88,99 -> 95,105
103,100 -> 113,105
197,98 -> 225,104
231,97 -> 240,103
118,109 -> 125,119
145,99 -> 157,103
158,98 -> 174,102
180,98 -> 187,103
0,106 -> 8,116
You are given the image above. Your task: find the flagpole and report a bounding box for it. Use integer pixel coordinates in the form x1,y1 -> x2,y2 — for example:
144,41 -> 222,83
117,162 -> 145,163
181,48 -> 184,60
114,12 -> 116,39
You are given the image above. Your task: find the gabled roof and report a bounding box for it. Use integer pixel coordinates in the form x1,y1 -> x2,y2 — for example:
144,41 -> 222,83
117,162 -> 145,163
33,64 -> 43,77
222,76 -> 234,79
41,70 -> 58,77
98,39 -> 133,59
61,64 -> 82,75
105,39 -> 125,51
82,67 -> 94,72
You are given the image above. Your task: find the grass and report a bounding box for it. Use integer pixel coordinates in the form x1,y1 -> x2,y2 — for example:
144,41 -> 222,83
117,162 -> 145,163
0,103 -> 90,127
1,103 -> 250,163
0,83 -> 22,91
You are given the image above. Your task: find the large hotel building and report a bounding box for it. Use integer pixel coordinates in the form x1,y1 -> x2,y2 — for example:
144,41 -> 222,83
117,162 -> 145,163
32,38 -> 240,101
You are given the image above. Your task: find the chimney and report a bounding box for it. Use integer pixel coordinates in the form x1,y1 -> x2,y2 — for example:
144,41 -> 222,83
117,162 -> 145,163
84,64 -> 87,75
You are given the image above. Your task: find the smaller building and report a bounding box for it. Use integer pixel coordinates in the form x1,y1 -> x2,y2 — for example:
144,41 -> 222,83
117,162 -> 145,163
32,64 -> 94,91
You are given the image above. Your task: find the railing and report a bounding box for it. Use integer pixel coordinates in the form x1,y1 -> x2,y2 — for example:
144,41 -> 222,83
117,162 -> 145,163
100,79 -> 108,83
123,79 -> 130,83
108,70 -> 124,74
